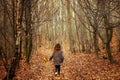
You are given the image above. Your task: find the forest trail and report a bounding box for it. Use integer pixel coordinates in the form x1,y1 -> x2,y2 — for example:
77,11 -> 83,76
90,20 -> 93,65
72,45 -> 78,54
1,47 -> 120,80
13,47 -> 72,80
31,47 -> 120,80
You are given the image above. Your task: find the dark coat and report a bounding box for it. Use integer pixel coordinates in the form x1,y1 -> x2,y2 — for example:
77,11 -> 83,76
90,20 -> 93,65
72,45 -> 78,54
49,50 -> 64,65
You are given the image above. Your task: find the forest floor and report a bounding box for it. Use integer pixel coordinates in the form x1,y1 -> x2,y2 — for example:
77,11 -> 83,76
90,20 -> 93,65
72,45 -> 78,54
0,47 -> 120,80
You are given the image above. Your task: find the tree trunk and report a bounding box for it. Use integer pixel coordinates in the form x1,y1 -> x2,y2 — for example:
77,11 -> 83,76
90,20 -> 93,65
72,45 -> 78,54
25,0 -> 32,63
93,31 -> 99,58
105,42 -> 113,62
4,47 -> 19,80
105,28 -> 114,63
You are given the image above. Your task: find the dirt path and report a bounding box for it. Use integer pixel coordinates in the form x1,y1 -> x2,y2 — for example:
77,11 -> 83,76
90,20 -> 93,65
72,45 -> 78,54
10,48 -> 120,80
11,48 -> 72,80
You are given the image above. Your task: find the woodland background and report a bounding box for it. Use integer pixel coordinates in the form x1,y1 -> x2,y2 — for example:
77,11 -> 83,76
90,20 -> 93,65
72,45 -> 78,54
0,0 -> 120,80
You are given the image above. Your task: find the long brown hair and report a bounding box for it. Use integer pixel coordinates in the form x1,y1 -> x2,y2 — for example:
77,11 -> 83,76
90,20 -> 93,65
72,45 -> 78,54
54,43 -> 61,51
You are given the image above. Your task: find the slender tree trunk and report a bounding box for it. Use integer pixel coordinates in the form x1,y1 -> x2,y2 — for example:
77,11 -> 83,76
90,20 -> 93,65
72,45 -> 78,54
105,28 -> 114,63
25,0 -> 32,63
99,0 -> 114,63
66,0 -> 74,53
93,30 -> 99,58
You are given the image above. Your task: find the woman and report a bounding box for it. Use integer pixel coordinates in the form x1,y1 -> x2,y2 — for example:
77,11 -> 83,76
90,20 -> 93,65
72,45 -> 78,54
49,43 -> 64,75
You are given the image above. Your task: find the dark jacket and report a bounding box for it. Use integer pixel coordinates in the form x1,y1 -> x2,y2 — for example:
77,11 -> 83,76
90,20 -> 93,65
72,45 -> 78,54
49,50 -> 64,65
